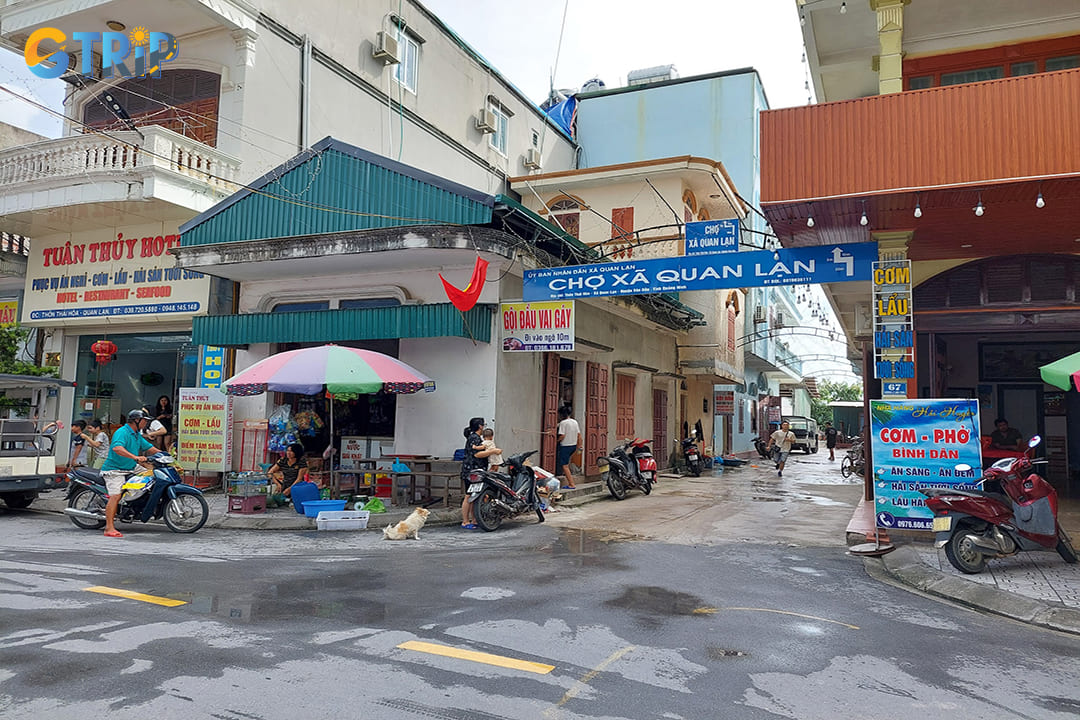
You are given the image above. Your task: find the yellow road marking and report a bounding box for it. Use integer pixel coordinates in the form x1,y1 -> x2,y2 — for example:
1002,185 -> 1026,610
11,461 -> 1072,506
397,640 -> 554,675
84,586 -> 187,607
545,644 -> 636,716
720,607 -> 859,630
692,606 -> 718,614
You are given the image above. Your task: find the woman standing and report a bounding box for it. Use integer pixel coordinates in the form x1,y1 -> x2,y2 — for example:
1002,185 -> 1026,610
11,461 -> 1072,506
459,417 -> 498,529
154,395 -> 174,450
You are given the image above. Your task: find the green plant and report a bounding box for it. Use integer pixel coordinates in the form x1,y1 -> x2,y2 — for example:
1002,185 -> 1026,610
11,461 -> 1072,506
810,379 -> 863,427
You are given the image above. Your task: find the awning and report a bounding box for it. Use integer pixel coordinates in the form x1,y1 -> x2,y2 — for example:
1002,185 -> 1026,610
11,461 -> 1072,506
192,303 -> 494,347
1039,350 -> 1080,392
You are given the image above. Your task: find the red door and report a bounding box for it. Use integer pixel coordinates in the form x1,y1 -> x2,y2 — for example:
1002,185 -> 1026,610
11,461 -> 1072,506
586,362 -> 608,476
652,388 -> 668,468
541,353 -> 561,472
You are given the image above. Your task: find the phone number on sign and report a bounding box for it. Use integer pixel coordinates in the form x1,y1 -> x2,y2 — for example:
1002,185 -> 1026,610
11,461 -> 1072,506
30,302 -> 201,319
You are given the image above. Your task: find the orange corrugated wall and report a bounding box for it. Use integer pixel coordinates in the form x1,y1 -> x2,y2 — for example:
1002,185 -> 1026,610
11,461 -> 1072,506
761,68 -> 1080,203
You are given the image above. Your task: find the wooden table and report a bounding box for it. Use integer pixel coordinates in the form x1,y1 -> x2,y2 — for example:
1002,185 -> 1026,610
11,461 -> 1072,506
384,470 -> 464,508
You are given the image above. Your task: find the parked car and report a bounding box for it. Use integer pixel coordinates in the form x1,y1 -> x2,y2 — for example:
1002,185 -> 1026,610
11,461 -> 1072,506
782,416 -> 819,454
0,374 -> 74,509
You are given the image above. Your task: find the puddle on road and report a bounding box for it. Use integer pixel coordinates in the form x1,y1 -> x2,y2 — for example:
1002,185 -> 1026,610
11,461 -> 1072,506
604,586 -> 710,617
180,567 -> 393,624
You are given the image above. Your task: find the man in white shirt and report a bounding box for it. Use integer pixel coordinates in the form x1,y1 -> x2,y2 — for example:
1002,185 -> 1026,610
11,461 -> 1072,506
766,421 -> 797,478
556,405 -> 582,489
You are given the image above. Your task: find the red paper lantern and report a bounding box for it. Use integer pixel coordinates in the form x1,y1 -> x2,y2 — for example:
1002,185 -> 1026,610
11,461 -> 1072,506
95,353 -> 114,365
91,339 -> 117,356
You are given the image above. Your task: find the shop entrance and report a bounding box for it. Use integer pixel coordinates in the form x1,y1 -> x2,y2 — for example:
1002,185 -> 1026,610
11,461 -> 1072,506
75,333 -> 198,429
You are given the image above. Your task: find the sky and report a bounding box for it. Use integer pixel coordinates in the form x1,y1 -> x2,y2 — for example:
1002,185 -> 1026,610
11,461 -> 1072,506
423,0 -> 812,109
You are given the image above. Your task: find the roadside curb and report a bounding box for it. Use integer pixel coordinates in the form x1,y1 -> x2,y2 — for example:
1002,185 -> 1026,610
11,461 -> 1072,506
864,545 -> 1080,637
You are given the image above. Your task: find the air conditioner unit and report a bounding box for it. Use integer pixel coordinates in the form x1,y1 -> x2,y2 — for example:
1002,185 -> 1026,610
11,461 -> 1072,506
753,306 -> 766,324
372,31 -> 400,63
475,107 -> 497,134
774,311 -> 785,329
523,148 -> 542,169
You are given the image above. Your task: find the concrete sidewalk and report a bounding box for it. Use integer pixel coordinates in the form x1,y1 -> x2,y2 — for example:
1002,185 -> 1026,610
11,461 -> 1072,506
853,491 -> 1080,637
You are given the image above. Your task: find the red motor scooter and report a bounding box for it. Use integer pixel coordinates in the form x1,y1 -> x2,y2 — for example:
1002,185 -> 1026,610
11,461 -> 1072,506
630,438 -> 658,486
920,435 -> 1078,574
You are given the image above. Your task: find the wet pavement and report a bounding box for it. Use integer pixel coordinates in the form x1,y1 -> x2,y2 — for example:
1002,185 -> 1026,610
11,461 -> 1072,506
15,450 -> 1080,636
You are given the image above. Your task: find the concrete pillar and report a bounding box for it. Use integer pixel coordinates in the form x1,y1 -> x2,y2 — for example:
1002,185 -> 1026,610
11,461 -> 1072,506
871,0 -> 910,95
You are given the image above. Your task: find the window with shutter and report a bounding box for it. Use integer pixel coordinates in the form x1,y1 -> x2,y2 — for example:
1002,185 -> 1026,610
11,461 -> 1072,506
984,261 -> 1024,304
1028,259 -> 1069,302
83,69 -> 221,147
947,266 -> 981,307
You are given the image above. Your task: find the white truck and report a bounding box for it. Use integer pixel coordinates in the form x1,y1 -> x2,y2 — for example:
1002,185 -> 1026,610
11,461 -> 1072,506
0,374 -> 74,509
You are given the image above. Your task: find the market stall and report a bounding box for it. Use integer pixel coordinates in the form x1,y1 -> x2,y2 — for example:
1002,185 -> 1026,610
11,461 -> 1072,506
223,344 -> 435,498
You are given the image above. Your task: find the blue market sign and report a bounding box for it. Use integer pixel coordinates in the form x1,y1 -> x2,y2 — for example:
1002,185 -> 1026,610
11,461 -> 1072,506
685,219 -> 738,255
523,242 -> 878,301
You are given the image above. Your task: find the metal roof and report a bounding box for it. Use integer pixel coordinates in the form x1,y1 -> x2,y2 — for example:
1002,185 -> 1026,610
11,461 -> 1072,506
0,374 -> 73,389
180,137 -> 496,247
192,303 -> 494,347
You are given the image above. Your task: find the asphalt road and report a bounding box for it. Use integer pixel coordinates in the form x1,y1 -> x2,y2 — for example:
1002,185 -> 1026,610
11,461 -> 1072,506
2,456 -> 1079,719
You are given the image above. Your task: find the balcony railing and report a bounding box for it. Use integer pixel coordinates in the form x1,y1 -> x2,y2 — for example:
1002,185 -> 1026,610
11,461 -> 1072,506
0,125 -> 240,196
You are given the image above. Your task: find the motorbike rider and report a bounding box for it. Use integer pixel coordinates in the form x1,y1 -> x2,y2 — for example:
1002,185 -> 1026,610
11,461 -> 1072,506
99,409 -> 156,538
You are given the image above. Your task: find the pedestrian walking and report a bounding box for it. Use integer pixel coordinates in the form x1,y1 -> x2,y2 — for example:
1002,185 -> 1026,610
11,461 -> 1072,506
766,420 -> 797,478
824,421 -> 839,461
556,405 -> 581,489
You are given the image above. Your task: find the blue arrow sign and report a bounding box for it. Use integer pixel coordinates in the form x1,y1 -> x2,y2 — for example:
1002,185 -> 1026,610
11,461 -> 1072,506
523,242 -> 879,301
685,219 -> 739,255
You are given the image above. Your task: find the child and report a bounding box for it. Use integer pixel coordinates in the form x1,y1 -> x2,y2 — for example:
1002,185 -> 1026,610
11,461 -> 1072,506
481,427 -> 503,472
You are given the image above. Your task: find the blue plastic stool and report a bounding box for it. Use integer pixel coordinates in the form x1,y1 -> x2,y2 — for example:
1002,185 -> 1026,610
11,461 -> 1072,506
290,481 -> 320,515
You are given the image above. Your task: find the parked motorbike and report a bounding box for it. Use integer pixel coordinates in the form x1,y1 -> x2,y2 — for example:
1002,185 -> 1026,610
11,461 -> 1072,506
598,439 -> 653,500
920,436 -> 1078,574
468,450 -> 545,532
630,438 -> 658,486
681,431 -> 703,477
64,453 -> 210,534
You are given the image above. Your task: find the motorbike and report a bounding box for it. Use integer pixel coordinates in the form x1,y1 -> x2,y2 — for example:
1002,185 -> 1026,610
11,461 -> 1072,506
630,438 -> 658,486
920,436 -> 1078,574
754,436 -> 771,460
64,452 -> 210,534
467,450 -> 545,532
598,439 -> 653,500
681,431 -> 703,477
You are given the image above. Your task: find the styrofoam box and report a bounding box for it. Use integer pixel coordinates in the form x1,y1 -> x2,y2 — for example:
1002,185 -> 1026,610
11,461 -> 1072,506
315,510 -> 370,531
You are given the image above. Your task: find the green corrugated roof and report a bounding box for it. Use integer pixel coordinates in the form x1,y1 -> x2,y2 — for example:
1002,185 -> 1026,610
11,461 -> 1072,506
192,303 -> 494,346
180,138 -> 496,247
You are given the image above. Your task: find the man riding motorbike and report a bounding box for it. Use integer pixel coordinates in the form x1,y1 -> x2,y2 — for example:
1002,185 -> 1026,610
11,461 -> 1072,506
99,409 -> 156,538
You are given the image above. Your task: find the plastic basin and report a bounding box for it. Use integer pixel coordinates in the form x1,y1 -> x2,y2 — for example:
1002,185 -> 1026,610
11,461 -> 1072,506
303,499 -> 347,518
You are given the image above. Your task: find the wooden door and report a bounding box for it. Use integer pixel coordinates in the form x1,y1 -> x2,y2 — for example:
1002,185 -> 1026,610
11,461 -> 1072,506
541,353 -> 561,471
652,388 -> 668,468
586,362 -> 608,476
616,375 -> 636,439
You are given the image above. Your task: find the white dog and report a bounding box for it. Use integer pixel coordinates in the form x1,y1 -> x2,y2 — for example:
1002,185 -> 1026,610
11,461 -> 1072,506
382,507 -> 430,540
